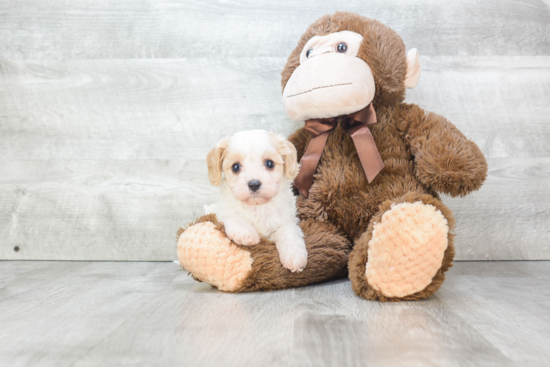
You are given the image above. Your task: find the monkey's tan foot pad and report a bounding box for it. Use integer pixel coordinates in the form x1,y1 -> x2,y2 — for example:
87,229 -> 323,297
366,201 -> 449,298
177,221 -> 253,292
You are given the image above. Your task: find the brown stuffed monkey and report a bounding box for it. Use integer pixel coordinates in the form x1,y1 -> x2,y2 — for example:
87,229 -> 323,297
177,12 -> 487,301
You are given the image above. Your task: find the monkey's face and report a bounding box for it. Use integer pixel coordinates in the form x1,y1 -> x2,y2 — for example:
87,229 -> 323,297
283,31 -> 376,121
282,18 -> 422,122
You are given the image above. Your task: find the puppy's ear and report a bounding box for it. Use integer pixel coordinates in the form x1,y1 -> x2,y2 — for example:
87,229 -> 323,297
206,138 -> 229,186
271,133 -> 299,180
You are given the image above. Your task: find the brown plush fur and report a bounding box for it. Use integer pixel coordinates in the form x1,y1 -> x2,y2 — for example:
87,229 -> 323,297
289,102 -> 487,241
241,218 -> 352,291
179,12 -> 487,300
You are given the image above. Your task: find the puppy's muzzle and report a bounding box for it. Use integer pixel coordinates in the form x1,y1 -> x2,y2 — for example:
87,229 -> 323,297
248,180 -> 261,192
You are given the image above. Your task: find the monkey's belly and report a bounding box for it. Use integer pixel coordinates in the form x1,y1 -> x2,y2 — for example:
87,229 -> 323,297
313,156 -> 428,240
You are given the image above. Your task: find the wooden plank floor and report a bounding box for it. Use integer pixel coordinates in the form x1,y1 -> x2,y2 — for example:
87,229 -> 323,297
0,261 -> 548,366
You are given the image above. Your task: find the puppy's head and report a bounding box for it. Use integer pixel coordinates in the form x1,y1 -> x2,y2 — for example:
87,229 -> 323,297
207,130 -> 298,206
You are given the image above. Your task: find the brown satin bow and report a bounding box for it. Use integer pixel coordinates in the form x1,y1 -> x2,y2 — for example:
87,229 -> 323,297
294,103 -> 384,198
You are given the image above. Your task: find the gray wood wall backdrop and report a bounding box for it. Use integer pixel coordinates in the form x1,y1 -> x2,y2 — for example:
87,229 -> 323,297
1,0 -> 549,261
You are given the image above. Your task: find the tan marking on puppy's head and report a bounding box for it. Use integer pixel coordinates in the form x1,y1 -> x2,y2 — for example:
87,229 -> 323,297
270,133 -> 299,180
206,138 -> 230,186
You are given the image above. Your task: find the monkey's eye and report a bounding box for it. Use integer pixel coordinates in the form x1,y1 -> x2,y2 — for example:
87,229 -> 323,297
336,43 -> 347,53
264,160 -> 275,170
306,49 -> 313,58
231,163 -> 241,173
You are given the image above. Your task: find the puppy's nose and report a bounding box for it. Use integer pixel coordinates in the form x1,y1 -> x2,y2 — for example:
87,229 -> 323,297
248,180 -> 261,192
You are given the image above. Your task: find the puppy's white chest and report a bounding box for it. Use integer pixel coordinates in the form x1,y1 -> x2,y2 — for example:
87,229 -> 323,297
245,205 -> 280,238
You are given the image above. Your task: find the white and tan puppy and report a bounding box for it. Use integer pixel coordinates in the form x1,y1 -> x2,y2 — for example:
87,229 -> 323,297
205,130 -> 308,272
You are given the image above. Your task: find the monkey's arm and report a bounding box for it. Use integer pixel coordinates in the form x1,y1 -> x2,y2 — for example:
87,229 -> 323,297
397,104 -> 488,197
287,127 -> 310,162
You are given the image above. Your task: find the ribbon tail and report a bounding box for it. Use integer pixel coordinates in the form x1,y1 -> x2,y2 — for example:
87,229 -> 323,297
350,127 -> 384,183
294,132 -> 330,198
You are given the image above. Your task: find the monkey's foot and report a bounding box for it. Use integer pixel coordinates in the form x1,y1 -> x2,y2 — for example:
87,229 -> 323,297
349,194 -> 455,301
366,201 -> 448,297
178,215 -> 352,293
177,215 -> 253,292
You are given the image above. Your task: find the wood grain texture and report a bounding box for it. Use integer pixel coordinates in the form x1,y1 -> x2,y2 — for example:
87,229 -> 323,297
0,261 -> 549,366
1,0 -> 549,260
1,0 -> 549,60
446,158 -> 550,260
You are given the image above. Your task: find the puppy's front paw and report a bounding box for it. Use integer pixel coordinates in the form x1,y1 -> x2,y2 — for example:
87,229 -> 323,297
278,239 -> 308,273
226,226 -> 261,246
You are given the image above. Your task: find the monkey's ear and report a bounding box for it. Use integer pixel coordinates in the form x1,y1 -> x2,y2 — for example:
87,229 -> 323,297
404,48 -> 421,89
206,138 -> 229,186
271,133 -> 299,180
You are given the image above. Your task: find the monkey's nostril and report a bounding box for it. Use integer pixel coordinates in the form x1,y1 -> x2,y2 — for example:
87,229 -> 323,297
248,180 -> 261,192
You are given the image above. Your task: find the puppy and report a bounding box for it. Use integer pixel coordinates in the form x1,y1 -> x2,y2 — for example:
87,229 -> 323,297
205,130 -> 308,272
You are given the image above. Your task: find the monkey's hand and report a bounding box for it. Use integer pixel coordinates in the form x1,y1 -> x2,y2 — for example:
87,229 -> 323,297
400,105 -> 488,197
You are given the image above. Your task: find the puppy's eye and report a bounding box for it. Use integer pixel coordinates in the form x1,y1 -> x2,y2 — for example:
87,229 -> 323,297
264,160 -> 275,170
336,43 -> 347,53
306,49 -> 313,58
231,163 -> 241,173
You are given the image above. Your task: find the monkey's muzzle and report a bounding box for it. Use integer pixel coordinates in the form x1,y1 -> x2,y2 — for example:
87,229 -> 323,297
283,53 -> 376,121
